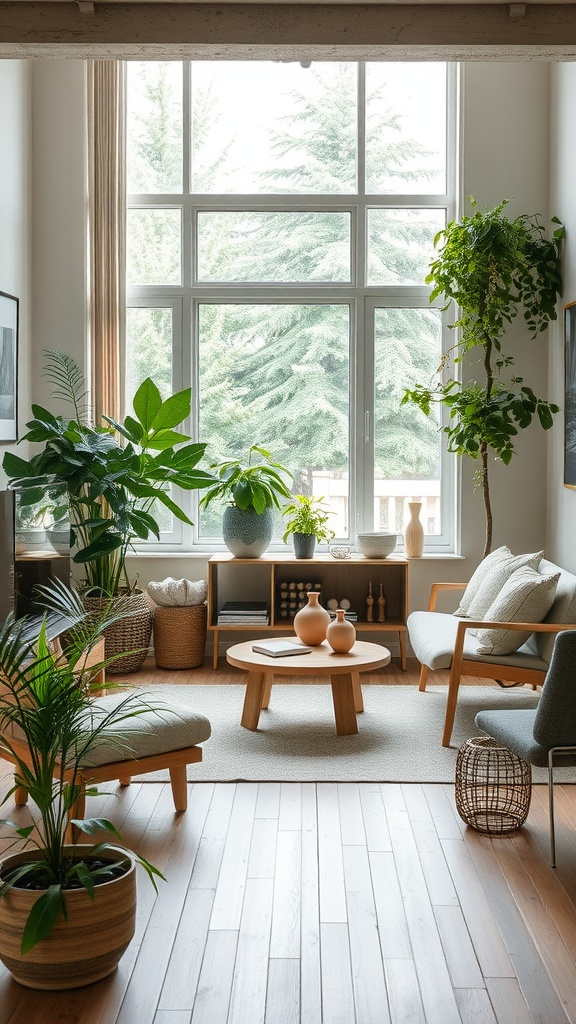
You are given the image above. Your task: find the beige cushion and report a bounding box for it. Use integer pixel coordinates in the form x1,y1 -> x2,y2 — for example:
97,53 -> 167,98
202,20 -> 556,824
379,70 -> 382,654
476,567 -> 560,656
407,609 -> 549,672
82,693 -> 212,766
148,577 -> 208,607
455,546 -> 544,620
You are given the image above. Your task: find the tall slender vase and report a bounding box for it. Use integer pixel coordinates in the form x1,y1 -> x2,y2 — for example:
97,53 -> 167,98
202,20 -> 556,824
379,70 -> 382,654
405,501 -> 424,558
294,591 -> 330,646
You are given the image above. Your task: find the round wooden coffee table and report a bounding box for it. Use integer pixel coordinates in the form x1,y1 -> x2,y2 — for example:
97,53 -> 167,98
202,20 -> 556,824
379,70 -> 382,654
226,638 -> 391,736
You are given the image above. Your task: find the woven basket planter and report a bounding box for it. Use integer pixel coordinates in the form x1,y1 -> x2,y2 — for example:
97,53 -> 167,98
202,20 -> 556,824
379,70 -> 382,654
455,736 -> 532,835
153,604 -> 207,670
83,591 -> 153,675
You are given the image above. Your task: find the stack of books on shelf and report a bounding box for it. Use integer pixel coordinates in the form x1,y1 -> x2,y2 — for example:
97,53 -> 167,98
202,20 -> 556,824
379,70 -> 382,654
217,601 -> 270,625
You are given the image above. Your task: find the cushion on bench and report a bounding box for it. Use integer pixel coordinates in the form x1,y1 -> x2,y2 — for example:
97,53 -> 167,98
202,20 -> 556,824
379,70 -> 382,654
407,610 -> 550,673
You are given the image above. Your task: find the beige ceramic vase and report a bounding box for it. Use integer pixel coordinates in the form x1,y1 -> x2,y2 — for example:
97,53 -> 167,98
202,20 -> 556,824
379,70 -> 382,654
404,501 -> 425,558
294,591 -> 330,646
326,608 -> 356,654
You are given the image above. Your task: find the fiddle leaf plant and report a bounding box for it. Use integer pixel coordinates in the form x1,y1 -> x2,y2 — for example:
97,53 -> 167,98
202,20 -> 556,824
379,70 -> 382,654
3,351 -> 216,597
402,198 -> 564,556
200,445 -> 293,515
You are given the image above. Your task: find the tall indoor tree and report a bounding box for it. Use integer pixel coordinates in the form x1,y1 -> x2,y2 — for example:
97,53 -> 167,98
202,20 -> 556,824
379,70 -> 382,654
402,198 -> 564,556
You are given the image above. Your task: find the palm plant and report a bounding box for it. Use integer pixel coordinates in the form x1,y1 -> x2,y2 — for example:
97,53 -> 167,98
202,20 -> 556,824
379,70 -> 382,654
0,581 -> 163,955
3,351 -> 215,597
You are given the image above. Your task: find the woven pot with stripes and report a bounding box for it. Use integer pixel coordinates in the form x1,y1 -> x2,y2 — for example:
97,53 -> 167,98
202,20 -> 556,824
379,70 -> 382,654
83,590 -> 153,674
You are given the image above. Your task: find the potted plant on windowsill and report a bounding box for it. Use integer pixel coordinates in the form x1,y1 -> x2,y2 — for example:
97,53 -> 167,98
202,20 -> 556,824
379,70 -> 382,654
282,494 -> 335,559
3,351 -> 216,672
200,446 -> 293,558
0,582 -> 164,990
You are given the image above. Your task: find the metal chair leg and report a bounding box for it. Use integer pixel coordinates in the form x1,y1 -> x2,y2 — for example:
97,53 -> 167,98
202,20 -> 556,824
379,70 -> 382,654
548,749 -> 556,868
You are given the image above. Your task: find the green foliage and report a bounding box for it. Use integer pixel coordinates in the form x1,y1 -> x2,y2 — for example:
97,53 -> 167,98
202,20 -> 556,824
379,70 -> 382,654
200,445 -> 293,515
3,352 -> 215,597
0,581 -> 165,953
281,495 -> 335,544
402,198 -> 564,553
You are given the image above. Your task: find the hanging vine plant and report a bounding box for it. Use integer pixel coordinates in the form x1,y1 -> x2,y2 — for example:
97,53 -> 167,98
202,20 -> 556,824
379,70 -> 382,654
402,198 -> 565,556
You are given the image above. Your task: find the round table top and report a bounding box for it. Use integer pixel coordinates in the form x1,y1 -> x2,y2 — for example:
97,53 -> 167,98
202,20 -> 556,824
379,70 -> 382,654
226,637 -> 391,676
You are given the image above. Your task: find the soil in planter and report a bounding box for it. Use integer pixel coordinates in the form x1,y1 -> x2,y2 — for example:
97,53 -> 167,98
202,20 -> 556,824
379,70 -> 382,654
5,857 -> 130,892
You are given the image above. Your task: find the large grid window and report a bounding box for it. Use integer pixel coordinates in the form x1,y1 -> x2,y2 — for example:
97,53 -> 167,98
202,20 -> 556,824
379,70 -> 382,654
126,60 -> 458,550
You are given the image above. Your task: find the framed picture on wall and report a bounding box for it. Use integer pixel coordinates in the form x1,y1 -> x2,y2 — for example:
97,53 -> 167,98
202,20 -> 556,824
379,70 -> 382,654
0,292 -> 18,443
565,301 -> 576,489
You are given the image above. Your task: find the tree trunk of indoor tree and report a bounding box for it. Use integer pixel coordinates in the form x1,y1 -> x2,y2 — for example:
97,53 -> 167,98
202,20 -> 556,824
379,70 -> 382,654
480,441 -> 492,557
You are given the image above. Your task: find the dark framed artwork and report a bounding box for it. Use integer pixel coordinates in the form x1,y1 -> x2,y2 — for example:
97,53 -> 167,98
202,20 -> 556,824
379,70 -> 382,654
565,301 -> 576,489
0,292 -> 18,443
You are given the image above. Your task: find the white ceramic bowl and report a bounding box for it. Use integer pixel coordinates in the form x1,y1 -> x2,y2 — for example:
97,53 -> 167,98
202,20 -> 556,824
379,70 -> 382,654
356,532 -> 398,559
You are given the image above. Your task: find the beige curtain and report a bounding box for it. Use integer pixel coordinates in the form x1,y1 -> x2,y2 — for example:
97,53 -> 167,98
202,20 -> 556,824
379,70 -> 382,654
87,60 -> 126,425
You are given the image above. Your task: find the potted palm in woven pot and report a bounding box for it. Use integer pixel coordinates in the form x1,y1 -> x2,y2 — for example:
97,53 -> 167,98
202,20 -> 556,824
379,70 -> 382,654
3,352 -> 215,672
200,445 -> 293,558
0,582 -> 164,989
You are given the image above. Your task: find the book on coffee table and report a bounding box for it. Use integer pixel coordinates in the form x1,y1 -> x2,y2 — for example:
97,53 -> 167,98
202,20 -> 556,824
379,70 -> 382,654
251,639 -> 312,658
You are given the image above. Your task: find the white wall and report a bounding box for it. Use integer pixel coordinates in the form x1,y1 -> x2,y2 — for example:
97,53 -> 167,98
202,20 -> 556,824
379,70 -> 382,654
0,60 -> 31,476
26,61 -> 558,636
548,63 -> 576,574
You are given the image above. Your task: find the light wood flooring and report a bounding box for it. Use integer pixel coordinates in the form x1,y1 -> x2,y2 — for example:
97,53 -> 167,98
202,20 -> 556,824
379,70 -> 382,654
1,659 -> 576,1024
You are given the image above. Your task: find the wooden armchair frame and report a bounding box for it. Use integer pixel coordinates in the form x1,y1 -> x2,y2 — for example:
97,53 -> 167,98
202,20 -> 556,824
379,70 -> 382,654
418,583 -> 576,747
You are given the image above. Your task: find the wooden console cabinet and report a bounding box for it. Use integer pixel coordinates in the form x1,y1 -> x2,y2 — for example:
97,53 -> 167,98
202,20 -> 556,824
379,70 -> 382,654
207,552 -> 409,670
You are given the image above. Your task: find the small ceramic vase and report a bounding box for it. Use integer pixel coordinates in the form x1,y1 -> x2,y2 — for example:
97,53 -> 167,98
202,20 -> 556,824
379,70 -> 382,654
326,609 -> 356,654
405,501 -> 424,558
294,591 -> 330,646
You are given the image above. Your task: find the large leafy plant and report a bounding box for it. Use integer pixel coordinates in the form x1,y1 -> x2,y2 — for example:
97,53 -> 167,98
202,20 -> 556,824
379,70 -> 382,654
0,582 -> 164,953
3,352 -> 215,596
402,199 -> 564,556
200,445 -> 293,514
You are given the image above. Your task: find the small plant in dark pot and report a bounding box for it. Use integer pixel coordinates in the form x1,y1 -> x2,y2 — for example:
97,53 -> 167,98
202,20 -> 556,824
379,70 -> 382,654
200,446 -> 293,558
282,495 -> 335,559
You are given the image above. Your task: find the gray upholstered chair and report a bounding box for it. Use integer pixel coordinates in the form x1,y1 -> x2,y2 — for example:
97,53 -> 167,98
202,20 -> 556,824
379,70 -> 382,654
475,630 -> 576,867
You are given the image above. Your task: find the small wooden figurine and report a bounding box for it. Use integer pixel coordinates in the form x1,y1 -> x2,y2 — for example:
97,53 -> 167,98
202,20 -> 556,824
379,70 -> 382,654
378,583 -> 386,623
366,581 -> 374,623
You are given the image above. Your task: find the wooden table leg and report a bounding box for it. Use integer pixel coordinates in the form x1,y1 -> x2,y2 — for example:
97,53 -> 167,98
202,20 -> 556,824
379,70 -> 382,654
241,671 -> 267,730
351,673 -> 364,713
398,631 -> 407,671
330,673 -> 359,736
261,673 -> 274,709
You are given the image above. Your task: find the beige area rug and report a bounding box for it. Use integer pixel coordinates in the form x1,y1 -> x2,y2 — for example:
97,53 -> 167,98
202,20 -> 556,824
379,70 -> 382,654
131,682 -> 575,785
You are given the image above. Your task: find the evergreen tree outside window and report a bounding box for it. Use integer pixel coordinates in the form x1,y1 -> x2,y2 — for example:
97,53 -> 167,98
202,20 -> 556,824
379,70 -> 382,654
125,61 -> 458,551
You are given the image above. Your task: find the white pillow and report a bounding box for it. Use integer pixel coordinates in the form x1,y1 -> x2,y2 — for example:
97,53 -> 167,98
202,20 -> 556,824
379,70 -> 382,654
147,577 -> 208,607
475,566 -> 560,656
455,546 -> 544,620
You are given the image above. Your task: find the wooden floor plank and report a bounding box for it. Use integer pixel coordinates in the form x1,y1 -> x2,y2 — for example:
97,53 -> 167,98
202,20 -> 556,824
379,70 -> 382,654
189,930 -> 237,1024
158,888 -> 215,1011
227,877 -> 274,1024
402,784 -> 459,907
433,904 -> 485,989
343,844 -> 390,1024
338,783 -> 366,846
154,1012 -> 191,1024
279,783 -> 302,831
188,783 -> 236,891
369,851 -> 412,960
383,959 -> 426,1024
381,784 -> 462,1024
301,783 -> 322,1024
256,782 -> 281,819
454,988 -> 498,1024
248,817 -> 279,879
209,783 -> 258,930
359,783 -> 391,853
317,783 -> 347,923
265,959 -> 300,1024
320,922 -> 356,1024
270,830 -> 301,959
485,978 -> 536,1024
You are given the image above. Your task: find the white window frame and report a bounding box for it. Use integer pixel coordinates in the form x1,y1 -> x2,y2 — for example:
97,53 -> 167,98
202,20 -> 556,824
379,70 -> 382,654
126,60 -> 460,553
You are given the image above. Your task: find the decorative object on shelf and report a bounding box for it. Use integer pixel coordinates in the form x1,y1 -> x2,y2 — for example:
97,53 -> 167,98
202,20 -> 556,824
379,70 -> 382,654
404,502 -> 425,558
402,198 -> 564,557
366,581 -> 374,622
455,736 -> 531,834
326,608 -> 356,654
200,445 -> 292,558
378,583 -> 386,623
46,518 -> 71,556
154,604 -> 207,670
148,577 -> 208,607
293,590 -> 330,646
356,533 -> 398,559
282,494 -> 335,559
327,597 -> 339,611
329,545 -> 351,559
275,578 -> 321,621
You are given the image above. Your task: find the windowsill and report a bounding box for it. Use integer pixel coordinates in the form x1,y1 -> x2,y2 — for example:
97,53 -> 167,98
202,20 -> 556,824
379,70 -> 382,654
127,550 -> 465,560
